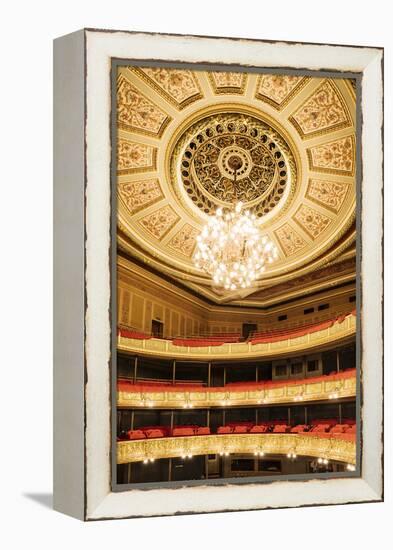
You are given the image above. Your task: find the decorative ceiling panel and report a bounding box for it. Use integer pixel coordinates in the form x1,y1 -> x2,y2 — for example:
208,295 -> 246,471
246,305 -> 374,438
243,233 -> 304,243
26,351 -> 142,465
118,178 -> 163,214
208,71 -> 247,94
117,73 -> 171,136
139,204 -> 179,240
293,204 -> 332,240
167,224 -> 199,257
307,136 -> 355,175
255,75 -> 308,109
275,223 -> 308,257
290,80 -> 351,138
133,68 -> 203,109
306,178 -> 349,213
116,66 -> 356,306
117,139 -> 157,174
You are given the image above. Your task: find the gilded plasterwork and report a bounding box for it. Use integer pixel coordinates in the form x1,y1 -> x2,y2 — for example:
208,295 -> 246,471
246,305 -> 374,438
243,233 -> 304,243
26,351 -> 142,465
118,178 -> 163,214
291,80 -> 350,138
294,204 -> 332,240
139,205 -> 179,240
173,111 -> 295,217
208,71 -> 247,94
118,371 -> 356,408
255,75 -> 307,108
168,224 -> 199,257
306,178 -> 349,213
117,434 -> 356,465
275,223 -> 308,256
117,139 -> 157,174
117,73 -> 171,136
116,67 -> 356,305
134,67 -> 203,108
308,136 -> 355,175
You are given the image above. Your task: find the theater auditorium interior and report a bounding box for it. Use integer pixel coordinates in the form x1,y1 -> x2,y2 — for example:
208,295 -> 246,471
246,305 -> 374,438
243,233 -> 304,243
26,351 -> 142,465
115,66 -> 357,485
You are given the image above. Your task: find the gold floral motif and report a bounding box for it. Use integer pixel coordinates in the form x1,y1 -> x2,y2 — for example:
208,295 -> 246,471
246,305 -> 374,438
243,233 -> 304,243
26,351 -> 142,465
291,80 -> 350,137
117,73 -> 171,136
255,75 -> 306,108
139,205 -> 179,240
308,136 -> 355,175
117,139 -> 157,174
118,178 -> 163,214
275,223 -> 307,256
208,71 -> 247,94
294,204 -> 332,239
134,67 -> 202,108
307,178 -> 349,212
168,224 -> 199,257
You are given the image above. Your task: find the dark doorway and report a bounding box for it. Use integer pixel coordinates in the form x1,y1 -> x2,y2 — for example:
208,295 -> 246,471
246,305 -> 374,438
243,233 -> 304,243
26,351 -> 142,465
242,323 -> 257,339
151,319 -> 164,338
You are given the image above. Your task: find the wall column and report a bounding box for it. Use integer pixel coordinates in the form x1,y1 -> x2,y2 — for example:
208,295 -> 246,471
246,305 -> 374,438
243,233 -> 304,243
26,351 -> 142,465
336,350 -> 340,373
133,356 -> 138,383
168,458 -> 172,482
172,359 -> 176,385
208,362 -> 211,387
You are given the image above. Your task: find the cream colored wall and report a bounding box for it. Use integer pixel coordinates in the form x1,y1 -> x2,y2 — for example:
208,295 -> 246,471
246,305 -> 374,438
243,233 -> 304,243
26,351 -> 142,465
118,260 -> 355,337
118,266 -> 209,337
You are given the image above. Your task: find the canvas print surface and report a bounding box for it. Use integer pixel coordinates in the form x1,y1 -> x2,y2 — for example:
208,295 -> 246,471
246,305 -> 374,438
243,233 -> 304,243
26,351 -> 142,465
114,65 -> 357,487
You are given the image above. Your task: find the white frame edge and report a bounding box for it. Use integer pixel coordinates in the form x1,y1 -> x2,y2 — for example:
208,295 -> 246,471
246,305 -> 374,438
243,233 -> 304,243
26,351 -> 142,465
82,30 -> 383,520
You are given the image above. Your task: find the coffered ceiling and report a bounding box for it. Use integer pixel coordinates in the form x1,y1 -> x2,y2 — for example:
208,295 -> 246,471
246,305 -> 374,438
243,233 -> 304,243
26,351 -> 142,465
116,66 -> 356,306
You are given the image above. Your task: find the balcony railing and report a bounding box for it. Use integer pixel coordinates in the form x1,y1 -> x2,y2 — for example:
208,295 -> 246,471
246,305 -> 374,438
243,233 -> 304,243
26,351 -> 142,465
118,369 -> 356,408
117,433 -> 356,465
118,314 -> 356,359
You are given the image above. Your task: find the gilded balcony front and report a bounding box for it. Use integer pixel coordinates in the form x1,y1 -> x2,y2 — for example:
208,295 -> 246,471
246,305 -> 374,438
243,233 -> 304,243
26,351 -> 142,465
117,433 -> 356,465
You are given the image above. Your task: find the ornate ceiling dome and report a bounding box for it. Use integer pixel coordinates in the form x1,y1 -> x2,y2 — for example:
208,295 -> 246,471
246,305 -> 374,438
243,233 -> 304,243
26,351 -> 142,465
117,67 -> 356,305
170,111 -> 296,219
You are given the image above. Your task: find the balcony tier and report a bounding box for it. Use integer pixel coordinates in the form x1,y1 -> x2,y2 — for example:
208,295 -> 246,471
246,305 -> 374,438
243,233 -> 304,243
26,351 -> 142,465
118,314 -> 356,359
118,369 -> 356,408
117,433 -> 356,465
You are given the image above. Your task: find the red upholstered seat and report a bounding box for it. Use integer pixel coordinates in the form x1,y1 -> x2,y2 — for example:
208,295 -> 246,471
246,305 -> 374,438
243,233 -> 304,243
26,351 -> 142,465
172,427 -> 195,437
330,424 -> 349,434
217,426 -> 233,434
196,426 -> 211,435
232,425 -> 250,434
345,425 -> 356,433
119,328 -> 151,340
310,424 -> 331,433
127,430 -> 146,440
290,424 -> 309,433
273,425 -> 290,433
144,429 -> 165,439
249,425 -> 269,433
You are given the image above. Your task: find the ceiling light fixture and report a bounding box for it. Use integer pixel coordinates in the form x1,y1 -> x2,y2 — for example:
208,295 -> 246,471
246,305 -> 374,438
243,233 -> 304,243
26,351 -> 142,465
194,158 -> 278,290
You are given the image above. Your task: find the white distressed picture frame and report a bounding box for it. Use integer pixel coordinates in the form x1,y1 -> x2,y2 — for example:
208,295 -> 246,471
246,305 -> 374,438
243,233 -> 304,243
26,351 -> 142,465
53,29 -> 383,521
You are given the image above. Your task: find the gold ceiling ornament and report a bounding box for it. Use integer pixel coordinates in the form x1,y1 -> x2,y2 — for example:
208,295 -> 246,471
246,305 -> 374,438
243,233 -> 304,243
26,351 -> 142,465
173,111 -> 296,218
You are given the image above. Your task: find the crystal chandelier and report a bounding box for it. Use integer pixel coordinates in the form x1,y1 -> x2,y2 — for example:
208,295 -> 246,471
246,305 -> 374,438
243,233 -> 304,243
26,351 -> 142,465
194,157 -> 278,290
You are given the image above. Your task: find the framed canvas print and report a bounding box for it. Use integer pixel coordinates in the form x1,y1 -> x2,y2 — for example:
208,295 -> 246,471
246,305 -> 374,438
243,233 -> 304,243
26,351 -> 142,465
53,29 -> 383,520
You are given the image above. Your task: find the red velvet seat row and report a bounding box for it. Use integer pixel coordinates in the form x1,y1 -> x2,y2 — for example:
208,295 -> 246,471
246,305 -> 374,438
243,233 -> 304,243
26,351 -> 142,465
120,421 -> 356,441
118,311 -> 355,346
117,368 -> 356,394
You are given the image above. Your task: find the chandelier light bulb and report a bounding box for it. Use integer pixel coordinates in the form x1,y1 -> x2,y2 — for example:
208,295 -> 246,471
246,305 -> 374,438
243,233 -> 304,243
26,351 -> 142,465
194,202 -> 279,290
